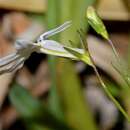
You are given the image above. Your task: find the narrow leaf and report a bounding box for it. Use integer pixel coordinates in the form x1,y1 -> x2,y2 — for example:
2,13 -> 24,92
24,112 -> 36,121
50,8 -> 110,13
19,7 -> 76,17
9,84 -> 73,130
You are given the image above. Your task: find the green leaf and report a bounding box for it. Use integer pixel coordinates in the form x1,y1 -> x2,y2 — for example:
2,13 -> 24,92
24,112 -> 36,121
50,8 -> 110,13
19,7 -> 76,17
9,83 -> 73,130
86,6 -> 109,40
47,0 -> 65,121
27,123 -> 48,130
59,1 -> 98,129
47,1 -> 98,130
9,84 -> 45,119
58,60 -> 98,130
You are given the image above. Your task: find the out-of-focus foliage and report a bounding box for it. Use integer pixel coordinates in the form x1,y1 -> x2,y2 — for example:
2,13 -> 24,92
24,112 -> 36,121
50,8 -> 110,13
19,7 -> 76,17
9,83 -> 72,130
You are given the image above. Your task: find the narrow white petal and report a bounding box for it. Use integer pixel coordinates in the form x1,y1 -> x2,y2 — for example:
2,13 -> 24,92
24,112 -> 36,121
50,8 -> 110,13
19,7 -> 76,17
37,21 -> 71,42
8,58 -> 25,72
41,40 -> 65,52
0,63 -> 14,74
0,53 -> 19,67
0,58 -> 25,75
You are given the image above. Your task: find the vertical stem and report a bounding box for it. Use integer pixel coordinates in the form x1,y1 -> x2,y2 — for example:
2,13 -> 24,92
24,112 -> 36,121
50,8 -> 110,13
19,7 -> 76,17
86,46 -> 130,122
108,39 -> 130,87
108,39 -> 120,62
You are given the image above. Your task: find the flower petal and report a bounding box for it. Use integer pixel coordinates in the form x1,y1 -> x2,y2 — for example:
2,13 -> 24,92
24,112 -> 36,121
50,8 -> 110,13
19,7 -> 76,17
0,58 -> 25,75
37,21 -> 71,42
8,58 -> 25,72
0,53 -> 19,67
38,40 -> 84,60
15,40 -> 35,51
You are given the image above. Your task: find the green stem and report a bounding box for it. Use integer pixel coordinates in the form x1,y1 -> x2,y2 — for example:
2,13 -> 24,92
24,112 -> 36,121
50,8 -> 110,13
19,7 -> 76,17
84,47 -> 130,122
111,62 -> 130,88
108,39 -> 121,63
108,39 -> 130,88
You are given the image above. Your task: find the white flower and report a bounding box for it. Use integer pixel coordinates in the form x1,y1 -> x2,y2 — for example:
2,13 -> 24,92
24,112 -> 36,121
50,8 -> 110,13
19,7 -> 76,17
0,40 -> 38,74
0,21 -> 85,75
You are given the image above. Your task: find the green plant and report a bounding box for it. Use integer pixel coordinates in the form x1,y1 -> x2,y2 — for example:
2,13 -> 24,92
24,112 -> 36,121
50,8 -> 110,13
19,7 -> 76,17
39,6 -> 130,122
8,4 -> 130,130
